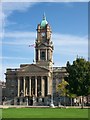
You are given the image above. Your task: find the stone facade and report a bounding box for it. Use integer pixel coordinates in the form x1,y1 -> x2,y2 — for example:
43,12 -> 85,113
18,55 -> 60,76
0,81 -> 6,104
5,15 -> 67,105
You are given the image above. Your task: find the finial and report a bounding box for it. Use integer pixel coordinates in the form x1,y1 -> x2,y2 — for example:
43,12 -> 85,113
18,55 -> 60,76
43,12 -> 46,20
41,13 -> 48,27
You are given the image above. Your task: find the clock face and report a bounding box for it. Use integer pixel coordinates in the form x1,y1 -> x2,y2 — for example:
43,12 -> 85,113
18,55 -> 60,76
41,32 -> 45,37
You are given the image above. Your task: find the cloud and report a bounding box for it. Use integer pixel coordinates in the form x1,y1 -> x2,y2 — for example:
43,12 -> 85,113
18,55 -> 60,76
0,3 -> 5,36
2,2 -> 35,15
0,1 -> 89,33
1,31 -> 88,81
52,33 -> 88,46
52,33 -> 88,68
0,31 -> 36,46
53,33 -> 88,59
0,56 -> 30,60
0,2 -> 35,33
3,31 -> 36,38
1,31 -> 88,48
0,2 -> 36,63
1,31 -> 88,61
2,31 -> 88,50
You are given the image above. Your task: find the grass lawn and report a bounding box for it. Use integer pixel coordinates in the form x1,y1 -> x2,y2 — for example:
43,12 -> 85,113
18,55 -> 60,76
2,108 -> 88,118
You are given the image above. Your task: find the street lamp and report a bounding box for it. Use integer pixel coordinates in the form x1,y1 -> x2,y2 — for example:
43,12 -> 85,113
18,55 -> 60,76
50,94 -> 55,108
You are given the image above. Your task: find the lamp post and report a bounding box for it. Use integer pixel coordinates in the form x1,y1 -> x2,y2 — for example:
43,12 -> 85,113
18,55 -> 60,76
50,94 -> 55,108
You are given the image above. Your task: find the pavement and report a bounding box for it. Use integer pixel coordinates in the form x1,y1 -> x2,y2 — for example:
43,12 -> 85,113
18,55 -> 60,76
0,105 -> 90,109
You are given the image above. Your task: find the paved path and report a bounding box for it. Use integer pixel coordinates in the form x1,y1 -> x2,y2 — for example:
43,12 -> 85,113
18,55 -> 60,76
0,105 -> 90,109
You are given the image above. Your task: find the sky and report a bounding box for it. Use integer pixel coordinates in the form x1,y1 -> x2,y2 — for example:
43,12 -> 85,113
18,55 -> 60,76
0,2 -> 88,81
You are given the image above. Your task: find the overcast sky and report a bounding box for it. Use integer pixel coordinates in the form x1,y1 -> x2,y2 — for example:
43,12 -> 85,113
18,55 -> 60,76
0,2 -> 88,81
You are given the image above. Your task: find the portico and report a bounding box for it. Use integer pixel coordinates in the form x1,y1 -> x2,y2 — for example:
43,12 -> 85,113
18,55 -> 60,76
17,64 -> 52,98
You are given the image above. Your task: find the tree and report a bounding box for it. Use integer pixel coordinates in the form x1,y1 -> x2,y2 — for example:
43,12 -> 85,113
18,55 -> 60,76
65,58 -> 90,108
57,79 -> 69,106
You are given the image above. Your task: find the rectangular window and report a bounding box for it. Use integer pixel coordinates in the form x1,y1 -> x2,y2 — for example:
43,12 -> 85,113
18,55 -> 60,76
40,50 -> 46,60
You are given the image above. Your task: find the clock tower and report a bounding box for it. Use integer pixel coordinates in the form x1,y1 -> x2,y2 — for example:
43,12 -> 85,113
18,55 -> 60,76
35,14 -> 53,71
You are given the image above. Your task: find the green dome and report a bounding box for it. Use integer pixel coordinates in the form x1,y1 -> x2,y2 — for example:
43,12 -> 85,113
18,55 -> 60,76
40,14 -> 48,28
41,20 -> 48,27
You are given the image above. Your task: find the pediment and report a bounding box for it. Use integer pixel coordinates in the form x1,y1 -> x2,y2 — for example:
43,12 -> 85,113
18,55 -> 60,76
19,64 -> 49,73
38,43 -> 48,48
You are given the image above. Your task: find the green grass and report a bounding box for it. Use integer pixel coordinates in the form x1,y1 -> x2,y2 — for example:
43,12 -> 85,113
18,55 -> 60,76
2,108 -> 88,118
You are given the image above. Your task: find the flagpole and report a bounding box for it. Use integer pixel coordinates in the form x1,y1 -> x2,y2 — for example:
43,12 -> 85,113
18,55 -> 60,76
33,43 -> 35,63
29,43 -> 35,63
34,41 -> 35,63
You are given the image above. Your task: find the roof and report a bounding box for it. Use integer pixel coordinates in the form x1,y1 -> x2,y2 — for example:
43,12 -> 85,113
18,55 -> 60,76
19,64 -> 49,73
53,67 -> 67,73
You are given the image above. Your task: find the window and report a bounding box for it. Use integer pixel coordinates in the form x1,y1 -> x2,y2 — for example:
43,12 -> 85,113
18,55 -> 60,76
40,51 -> 45,60
36,49 -> 38,61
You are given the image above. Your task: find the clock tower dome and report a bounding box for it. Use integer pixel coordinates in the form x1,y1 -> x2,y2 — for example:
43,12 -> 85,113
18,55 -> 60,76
35,14 -> 53,71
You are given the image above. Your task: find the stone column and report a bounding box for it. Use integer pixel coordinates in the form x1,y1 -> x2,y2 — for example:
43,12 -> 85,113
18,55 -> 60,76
47,76 -> 50,95
18,77 -> 20,97
23,77 -> 26,97
38,49 -> 40,61
46,49 -> 47,61
29,76 -> 31,96
48,50 -> 50,60
35,76 -> 37,97
41,76 -> 45,97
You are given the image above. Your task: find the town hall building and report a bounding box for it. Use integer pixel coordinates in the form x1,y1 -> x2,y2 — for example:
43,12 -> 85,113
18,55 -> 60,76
5,15 -> 67,106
